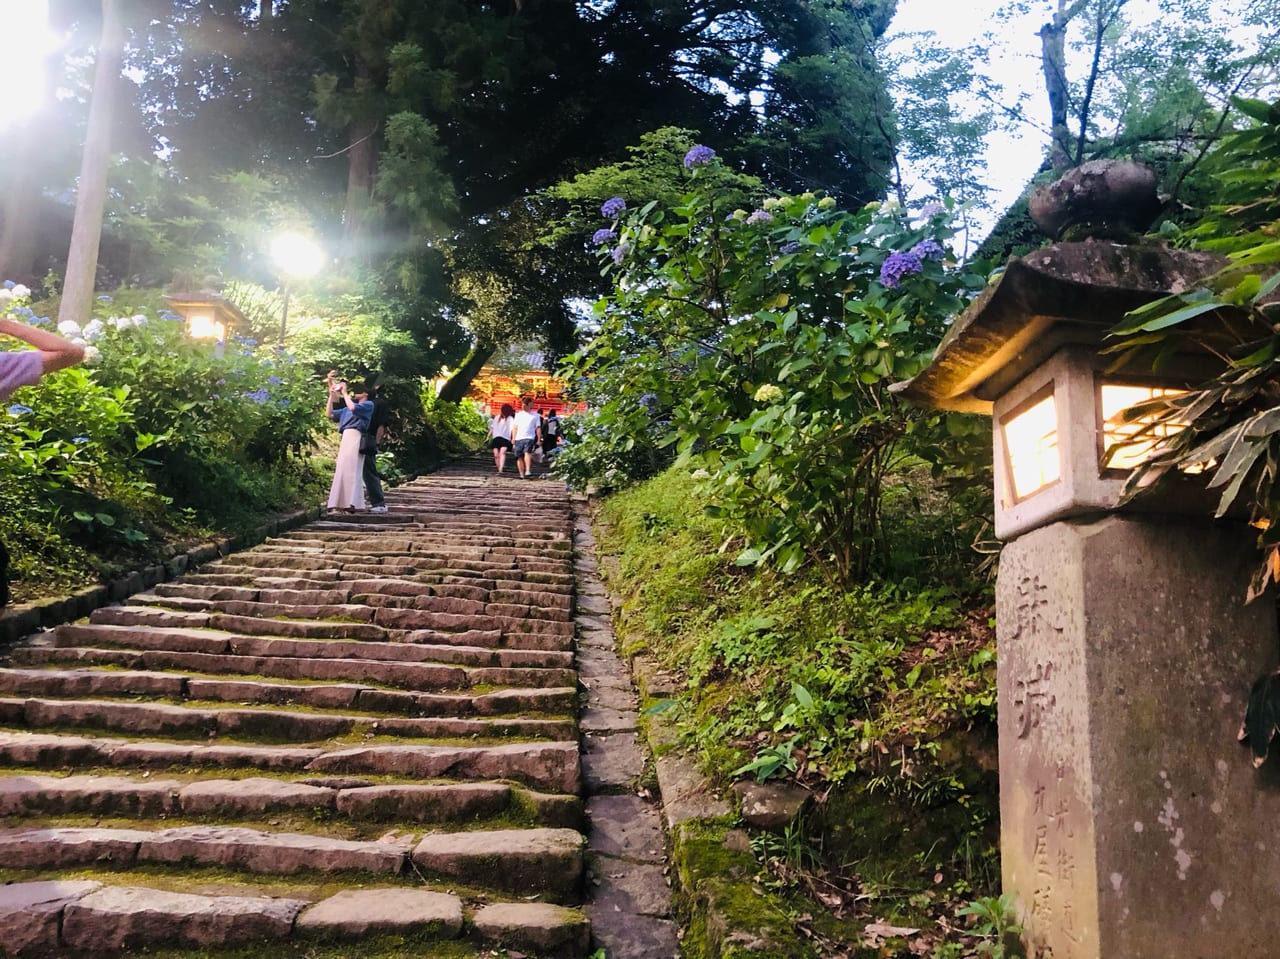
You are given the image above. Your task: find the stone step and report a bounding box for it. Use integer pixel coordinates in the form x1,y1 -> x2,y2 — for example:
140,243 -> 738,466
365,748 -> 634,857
56,623 -> 575,668
17,646 -> 574,691
0,774 -> 581,827
0,731 -> 581,792
412,827 -> 585,903
3,875 -> 588,952
0,696 -> 575,742
0,824 -> 413,874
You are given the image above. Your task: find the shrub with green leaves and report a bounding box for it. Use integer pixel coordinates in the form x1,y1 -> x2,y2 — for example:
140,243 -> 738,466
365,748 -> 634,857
564,155 -> 986,583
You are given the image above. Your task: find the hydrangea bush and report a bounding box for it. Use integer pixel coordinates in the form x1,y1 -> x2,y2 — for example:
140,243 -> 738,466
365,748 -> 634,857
0,285 -> 328,594
561,151 -> 986,583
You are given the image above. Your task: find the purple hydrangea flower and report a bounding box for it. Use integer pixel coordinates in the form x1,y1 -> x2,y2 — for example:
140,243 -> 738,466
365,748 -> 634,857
879,251 -> 923,289
639,393 -> 658,411
611,243 -> 631,266
746,209 -> 773,225
779,241 -> 801,255
267,376 -> 283,385
601,197 -> 626,218
592,228 -> 617,246
918,201 -> 945,219
683,145 -> 716,169
911,239 -> 945,261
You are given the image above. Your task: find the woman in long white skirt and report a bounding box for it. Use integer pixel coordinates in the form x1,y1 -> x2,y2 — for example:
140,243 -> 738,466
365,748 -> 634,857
324,373 -> 374,513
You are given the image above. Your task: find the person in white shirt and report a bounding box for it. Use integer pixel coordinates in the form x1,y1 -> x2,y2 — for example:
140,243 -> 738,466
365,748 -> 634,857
511,396 -> 543,479
488,402 -> 516,475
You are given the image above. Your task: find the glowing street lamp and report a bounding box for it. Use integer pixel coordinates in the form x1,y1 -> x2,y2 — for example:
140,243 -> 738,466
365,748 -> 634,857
271,232 -> 324,345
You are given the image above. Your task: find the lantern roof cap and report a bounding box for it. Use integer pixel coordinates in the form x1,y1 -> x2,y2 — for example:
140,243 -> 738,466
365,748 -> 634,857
892,240 -> 1228,414
164,291 -> 251,328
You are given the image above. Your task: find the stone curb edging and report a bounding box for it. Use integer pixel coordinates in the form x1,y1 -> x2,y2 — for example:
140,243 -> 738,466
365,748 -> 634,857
0,506 -> 323,650
585,503 -> 820,959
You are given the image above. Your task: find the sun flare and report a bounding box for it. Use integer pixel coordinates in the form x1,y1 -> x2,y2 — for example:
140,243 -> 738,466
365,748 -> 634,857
0,1 -> 57,129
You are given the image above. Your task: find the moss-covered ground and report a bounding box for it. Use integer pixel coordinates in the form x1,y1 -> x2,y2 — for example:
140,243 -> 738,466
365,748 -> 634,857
595,468 -> 1008,958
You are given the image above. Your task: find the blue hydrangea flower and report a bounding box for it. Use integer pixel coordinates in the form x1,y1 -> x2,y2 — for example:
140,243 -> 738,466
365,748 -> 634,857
879,251 -> 923,289
683,145 -> 716,168
601,197 -> 626,218
917,201 -> 945,219
639,393 -> 658,411
592,228 -> 617,245
72,436 -> 89,444
2,280 -> 14,289
611,243 -> 631,266
243,388 -> 271,404
30,316 -> 51,327
7,404 -> 34,416
779,241 -> 801,255
267,376 -> 283,385
911,239 -> 945,261
96,294 -> 113,303
746,210 -> 773,225
159,310 -> 181,321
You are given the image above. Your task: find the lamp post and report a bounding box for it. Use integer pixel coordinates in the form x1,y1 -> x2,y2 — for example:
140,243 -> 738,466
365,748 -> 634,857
894,240 -> 1279,959
271,232 -> 324,346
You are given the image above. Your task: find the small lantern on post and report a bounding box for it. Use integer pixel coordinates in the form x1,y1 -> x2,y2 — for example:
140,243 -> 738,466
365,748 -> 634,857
894,238 -> 1280,959
165,292 -> 250,359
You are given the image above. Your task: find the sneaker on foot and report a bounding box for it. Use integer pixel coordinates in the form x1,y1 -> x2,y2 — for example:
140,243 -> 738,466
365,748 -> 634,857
370,504 -> 389,513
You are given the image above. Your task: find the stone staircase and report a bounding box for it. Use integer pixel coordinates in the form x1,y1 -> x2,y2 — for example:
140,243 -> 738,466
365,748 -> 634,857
0,460 -> 595,957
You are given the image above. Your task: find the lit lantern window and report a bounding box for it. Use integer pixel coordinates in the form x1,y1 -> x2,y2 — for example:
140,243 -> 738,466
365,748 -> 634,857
1099,384 -> 1185,472
1002,391 -> 1061,501
185,311 -> 225,342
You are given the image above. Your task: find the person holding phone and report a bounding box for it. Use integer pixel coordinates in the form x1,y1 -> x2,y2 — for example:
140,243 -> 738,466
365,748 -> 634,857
324,371 -> 373,514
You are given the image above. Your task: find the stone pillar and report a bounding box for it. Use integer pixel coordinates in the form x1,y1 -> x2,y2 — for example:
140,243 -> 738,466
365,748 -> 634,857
997,515 -> 1280,959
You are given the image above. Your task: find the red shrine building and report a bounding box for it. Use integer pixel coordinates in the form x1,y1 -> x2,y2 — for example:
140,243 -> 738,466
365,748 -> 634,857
465,367 -> 586,417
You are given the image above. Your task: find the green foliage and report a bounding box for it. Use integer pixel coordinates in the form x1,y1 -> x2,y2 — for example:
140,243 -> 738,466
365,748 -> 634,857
599,469 -> 997,789
1105,97 -> 1280,599
0,288 -> 331,599
566,154 -> 985,584
953,894 -> 1024,959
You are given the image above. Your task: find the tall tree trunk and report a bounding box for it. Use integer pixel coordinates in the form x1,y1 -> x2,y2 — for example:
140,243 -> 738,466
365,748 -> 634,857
341,60 -> 378,261
59,0 -> 122,326
1039,0 -> 1088,173
260,0 -> 273,19
438,344 -> 496,403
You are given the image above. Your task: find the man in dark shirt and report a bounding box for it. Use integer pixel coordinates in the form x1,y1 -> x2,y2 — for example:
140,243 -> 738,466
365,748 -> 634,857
363,382 -> 392,513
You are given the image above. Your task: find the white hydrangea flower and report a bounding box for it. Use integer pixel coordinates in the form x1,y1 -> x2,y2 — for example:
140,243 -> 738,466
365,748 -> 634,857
109,316 -> 129,329
57,320 -> 81,336
131,313 -> 148,326
0,289 -> 12,303
753,383 -> 784,403
11,284 -> 30,298
71,337 -> 86,347
83,319 -> 105,342
82,346 -> 102,366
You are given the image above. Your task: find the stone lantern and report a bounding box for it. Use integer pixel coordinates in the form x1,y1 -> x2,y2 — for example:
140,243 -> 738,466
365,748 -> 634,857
895,239 -> 1280,959
165,292 -> 249,358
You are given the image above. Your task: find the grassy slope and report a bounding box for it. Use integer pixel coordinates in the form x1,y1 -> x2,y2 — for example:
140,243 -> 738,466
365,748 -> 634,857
596,468 -> 1006,957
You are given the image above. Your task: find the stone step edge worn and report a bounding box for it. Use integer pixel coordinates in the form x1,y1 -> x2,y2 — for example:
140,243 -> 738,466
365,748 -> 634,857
1,880 -> 592,958
0,505 -> 324,650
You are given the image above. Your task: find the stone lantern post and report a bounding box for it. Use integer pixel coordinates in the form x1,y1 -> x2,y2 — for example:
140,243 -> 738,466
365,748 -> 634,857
895,237 -> 1280,959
